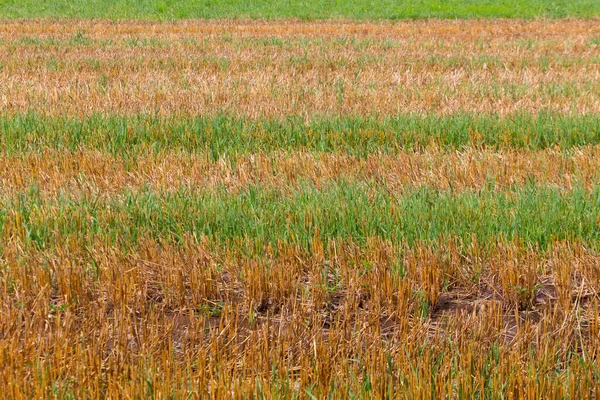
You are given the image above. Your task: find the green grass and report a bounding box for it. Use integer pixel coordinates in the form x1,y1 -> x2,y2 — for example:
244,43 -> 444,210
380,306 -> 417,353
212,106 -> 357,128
1,0 -> 599,19
2,112 -> 599,158
3,182 -> 599,251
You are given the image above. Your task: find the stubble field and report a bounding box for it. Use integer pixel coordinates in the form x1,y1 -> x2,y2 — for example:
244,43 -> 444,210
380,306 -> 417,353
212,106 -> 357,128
1,18 -> 600,398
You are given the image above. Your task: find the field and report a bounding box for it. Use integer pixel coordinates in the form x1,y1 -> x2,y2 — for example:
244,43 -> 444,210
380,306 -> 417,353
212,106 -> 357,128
1,17 -> 600,399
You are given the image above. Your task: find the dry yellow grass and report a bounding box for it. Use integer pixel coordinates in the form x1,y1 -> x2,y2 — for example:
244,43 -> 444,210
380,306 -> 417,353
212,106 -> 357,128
1,20 -> 599,116
1,19 -> 598,39
2,237 -> 600,398
1,146 -> 599,197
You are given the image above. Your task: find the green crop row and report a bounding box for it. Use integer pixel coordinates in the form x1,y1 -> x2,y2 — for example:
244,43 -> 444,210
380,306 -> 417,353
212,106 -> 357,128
3,182 -> 599,252
2,112 -> 599,158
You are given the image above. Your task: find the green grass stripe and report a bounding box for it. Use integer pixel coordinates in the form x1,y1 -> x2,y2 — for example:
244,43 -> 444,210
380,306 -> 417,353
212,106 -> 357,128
1,0 -> 599,19
2,183 -> 599,251
2,112 -> 600,158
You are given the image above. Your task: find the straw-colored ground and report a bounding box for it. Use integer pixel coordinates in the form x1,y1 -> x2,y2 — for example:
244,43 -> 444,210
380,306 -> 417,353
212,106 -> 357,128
1,20 -> 600,398
1,20 -> 600,116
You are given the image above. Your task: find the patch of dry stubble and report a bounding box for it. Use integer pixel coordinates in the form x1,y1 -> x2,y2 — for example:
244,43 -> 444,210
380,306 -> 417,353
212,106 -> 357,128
1,20 -> 599,116
0,147 -> 599,197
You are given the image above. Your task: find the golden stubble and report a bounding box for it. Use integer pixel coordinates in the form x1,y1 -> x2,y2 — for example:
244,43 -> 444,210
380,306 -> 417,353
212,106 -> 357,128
0,146 -> 599,197
1,19 -> 599,116
1,19 -> 599,39
1,236 -> 599,397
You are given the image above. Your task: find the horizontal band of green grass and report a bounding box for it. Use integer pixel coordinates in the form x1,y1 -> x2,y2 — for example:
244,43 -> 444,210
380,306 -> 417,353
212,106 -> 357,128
1,0 -> 599,19
2,112 -> 600,158
2,183 -> 599,251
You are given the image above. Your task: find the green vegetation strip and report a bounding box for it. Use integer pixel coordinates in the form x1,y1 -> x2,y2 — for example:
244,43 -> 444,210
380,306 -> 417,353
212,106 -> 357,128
3,183 -> 599,251
2,113 -> 600,158
1,0 -> 599,19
